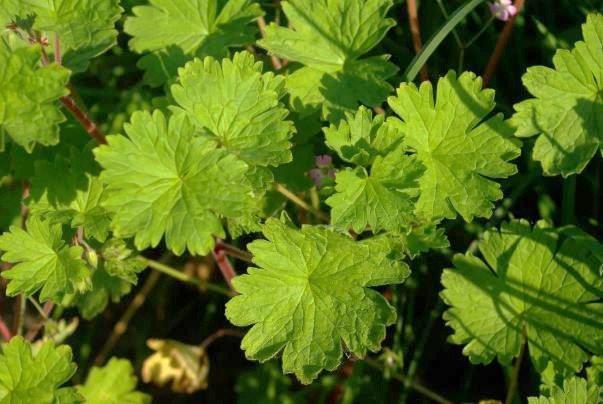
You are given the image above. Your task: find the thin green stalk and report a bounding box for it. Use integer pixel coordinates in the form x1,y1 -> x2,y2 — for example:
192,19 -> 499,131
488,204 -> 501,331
464,15 -> 496,49
505,330 -> 527,404
13,295 -> 26,336
435,0 -> 463,47
93,271 -> 161,366
275,183 -> 330,222
402,301 -> 445,403
404,0 -> 488,82
562,175 -> 576,225
364,357 -> 455,404
138,256 -> 233,297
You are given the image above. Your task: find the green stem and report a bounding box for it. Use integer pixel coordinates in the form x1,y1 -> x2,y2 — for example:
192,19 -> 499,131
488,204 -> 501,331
138,256 -> 233,297
562,175 -> 576,225
364,357 -> 455,404
93,270 -> 161,366
13,295 -> 26,336
505,330 -> 527,404
404,301 -> 444,397
274,183 -> 330,222
464,15 -> 496,49
435,0 -> 463,48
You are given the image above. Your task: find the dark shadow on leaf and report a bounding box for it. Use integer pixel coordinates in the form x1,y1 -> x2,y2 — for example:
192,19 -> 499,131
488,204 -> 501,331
445,225 -> 603,375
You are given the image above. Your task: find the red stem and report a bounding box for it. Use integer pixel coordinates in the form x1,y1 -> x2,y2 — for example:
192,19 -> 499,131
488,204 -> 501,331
0,315 -> 12,341
54,32 -> 61,65
257,16 -> 283,70
483,0 -> 526,87
406,0 -> 429,82
59,95 -> 107,144
215,240 -> 252,262
38,33 -> 107,144
212,241 -> 237,290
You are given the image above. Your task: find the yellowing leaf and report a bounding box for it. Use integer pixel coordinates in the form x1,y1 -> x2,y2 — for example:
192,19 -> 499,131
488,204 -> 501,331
142,339 -> 209,394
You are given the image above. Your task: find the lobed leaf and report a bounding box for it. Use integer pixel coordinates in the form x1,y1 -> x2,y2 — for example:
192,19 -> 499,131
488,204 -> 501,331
171,51 -> 295,167
124,0 -> 263,86
326,151 -> 424,233
388,71 -> 522,222
77,357 -> 150,404
258,0 -> 398,121
0,337 -> 79,403
0,0 -> 123,72
94,110 -> 256,256
0,35 -> 70,152
226,216 -> 409,384
441,220 -> 603,376
511,13 -> 603,177
0,217 -> 91,302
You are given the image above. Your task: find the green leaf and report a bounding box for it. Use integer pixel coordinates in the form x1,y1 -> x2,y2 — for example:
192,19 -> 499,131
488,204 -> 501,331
0,336 -> 79,404
171,51 -> 295,167
0,35 -> 70,152
66,239 -> 145,319
77,357 -> 150,404
0,0 -> 123,72
511,13 -> 603,177
441,220 -> 603,376
588,356 -> 603,388
30,144 -> 111,242
391,223 -> 449,259
226,216 -> 409,384
94,110 -> 255,256
388,71 -> 521,222
0,217 -> 91,302
528,376 -> 603,404
258,0 -> 397,121
324,106 -> 404,166
124,0 -> 263,86
326,151 -> 424,233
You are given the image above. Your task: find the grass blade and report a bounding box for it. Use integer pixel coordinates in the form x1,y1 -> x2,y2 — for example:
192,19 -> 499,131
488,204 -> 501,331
403,0 -> 487,82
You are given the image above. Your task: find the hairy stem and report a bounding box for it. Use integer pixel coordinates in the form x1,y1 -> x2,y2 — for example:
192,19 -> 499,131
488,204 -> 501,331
13,295 -> 26,336
138,256 -> 233,297
0,315 -> 13,341
59,95 -> 107,144
406,0 -> 429,82
93,271 -> 161,366
199,328 -> 244,350
257,16 -> 283,70
364,357 -> 455,404
505,330 -> 527,404
275,183 -> 330,222
39,33 -> 107,144
215,240 -> 252,263
483,0 -> 526,87
212,245 -> 237,290
25,301 -> 54,342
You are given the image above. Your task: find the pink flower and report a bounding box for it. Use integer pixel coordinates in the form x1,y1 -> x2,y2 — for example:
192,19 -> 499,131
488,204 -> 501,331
315,154 -> 332,168
309,155 -> 336,187
489,0 -> 517,21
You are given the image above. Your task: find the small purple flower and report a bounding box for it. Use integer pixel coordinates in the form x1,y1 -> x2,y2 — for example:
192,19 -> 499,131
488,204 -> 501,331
489,0 -> 517,21
309,155 -> 336,187
315,154 -> 332,168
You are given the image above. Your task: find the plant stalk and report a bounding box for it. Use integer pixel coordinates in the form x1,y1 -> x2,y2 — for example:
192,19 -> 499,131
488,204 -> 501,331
138,256 -> 233,297
364,357 -> 455,404
275,183 -> 329,222
505,330 -> 527,404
